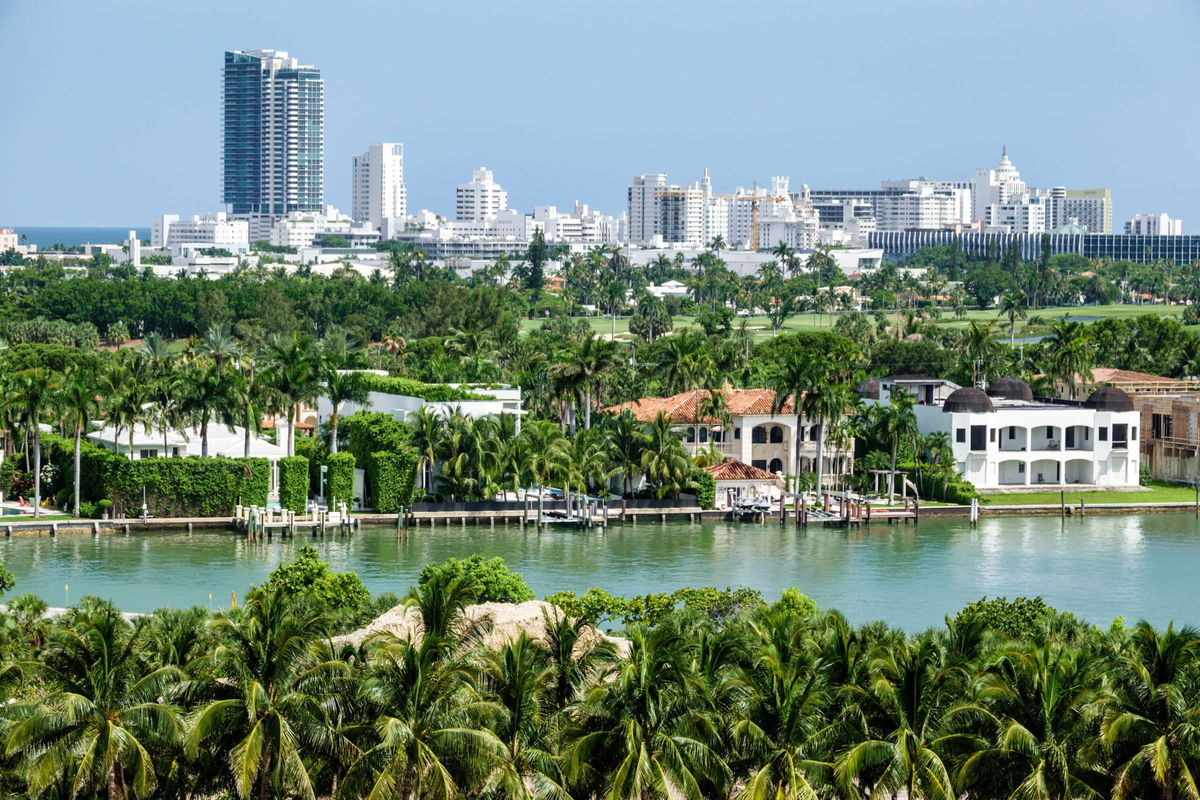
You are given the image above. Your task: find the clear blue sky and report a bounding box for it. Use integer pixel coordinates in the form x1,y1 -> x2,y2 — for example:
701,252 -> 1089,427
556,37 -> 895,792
2,0 -> 1198,228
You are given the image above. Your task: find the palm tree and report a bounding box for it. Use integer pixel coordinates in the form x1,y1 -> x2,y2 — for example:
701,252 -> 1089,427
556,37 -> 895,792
567,624 -> 729,800
733,610 -> 830,800
876,387 -> 918,504
835,636 -> 956,800
411,406 -> 445,495
552,335 -> 622,430
322,367 -> 369,454
604,409 -> 647,514
5,367 -> 61,517
186,588 -> 354,800
640,412 -> 690,499
768,354 -> 815,495
954,643 -> 1104,800
180,359 -> 230,458
1103,622 -> 1200,800
998,290 -> 1029,348
801,378 -> 856,495
59,365 -> 101,517
962,321 -> 1003,387
264,332 -> 321,456
1045,317 -> 1095,400
4,602 -> 182,799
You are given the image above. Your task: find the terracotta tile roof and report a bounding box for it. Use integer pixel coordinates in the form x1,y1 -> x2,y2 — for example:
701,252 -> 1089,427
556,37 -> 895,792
1091,367 -> 1177,385
603,388 -> 795,423
703,459 -> 781,481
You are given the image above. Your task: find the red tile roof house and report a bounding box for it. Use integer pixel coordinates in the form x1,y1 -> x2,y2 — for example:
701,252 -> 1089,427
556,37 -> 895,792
603,388 -> 854,484
702,458 -> 785,509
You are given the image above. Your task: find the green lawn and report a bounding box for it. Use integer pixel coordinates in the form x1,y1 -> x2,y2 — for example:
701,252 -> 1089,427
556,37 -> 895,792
980,481 -> 1198,506
521,303 -> 1189,341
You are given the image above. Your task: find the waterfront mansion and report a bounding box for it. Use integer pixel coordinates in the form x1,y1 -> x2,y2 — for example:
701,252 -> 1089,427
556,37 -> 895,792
604,388 -> 854,482
857,376 -> 1141,490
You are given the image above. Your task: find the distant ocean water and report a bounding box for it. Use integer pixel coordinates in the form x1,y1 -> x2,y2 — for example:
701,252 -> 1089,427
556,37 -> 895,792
12,227 -> 150,249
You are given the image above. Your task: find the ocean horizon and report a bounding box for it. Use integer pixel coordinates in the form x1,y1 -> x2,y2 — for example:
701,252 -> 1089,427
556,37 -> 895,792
10,226 -> 151,249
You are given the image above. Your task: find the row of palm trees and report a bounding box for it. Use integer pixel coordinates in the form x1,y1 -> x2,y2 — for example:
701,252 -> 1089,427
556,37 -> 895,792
410,409 -> 694,503
0,326 -> 364,517
2,573 -> 1197,800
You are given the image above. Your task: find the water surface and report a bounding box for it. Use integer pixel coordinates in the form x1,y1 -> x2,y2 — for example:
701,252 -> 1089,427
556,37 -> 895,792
3,514 -> 1198,629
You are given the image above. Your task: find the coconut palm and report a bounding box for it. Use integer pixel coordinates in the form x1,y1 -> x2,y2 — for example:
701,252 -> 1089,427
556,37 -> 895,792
186,588 -> 355,800
835,636 -> 956,800
5,367 -> 61,517
58,365 -> 101,517
733,611 -> 830,800
567,624 -> 729,800
179,359 -> 231,458
874,387 -> 919,504
954,643 -> 1105,800
322,366 -> 369,454
4,602 -> 182,799
264,332 -> 321,456
768,354 -> 814,495
999,290 -> 1029,348
640,412 -> 690,499
552,335 -> 622,430
1102,622 -> 1200,800
603,409 -> 648,515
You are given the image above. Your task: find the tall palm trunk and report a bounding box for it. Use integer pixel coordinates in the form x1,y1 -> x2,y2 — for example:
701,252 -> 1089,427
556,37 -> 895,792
583,388 -> 592,430
32,427 -> 41,518
201,418 -> 209,458
73,425 -> 82,517
330,403 -> 340,454
814,419 -> 826,494
794,414 -> 805,495
888,442 -> 898,504
289,405 -> 298,456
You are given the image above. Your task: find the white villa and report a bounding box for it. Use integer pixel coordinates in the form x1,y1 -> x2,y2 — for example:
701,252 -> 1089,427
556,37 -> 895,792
857,376 -> 1141,490
605,388 -> 854,480
315,374 -> 524,426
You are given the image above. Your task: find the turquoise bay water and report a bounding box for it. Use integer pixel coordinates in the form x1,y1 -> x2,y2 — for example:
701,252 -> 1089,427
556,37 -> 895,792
3,515 -> 1199,629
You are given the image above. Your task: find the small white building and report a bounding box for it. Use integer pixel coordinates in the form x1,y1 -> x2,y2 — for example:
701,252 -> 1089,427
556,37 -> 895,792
859,376 -> 1141,490
152,213 -> 250,255
1125,213 -> 1183,236
315,374 -> 523,426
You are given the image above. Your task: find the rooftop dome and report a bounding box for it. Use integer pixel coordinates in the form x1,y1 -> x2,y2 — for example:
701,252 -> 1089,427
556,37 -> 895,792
986,377 -> 1034,403
855,377 -> 881,400
1084,386 -> 1134,412
943,387 -> 994,414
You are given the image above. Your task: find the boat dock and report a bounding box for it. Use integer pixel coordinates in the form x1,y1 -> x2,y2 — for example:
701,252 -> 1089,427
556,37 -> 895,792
234,505 -> 361,538
778,492 -> 920,526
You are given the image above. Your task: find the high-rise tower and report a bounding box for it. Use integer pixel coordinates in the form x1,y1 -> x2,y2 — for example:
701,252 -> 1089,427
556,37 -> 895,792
352,144 -> 407,229
223,49 -> 324,216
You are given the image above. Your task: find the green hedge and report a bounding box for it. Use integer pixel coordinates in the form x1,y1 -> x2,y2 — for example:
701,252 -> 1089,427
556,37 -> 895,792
278,456 -> 309,512
370,449 -> 419,512
357,374 -> 489,402
108,457 -> 270,517
40,433 -> 126,505
327,452 -> 356,508
693,469 -> 716,510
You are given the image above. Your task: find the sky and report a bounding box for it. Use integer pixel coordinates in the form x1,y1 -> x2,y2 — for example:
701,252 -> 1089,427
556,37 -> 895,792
1,0 -> 1198,229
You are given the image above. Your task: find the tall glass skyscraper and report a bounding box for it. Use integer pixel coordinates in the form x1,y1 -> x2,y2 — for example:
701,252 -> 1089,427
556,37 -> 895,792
223,50 -> 323,216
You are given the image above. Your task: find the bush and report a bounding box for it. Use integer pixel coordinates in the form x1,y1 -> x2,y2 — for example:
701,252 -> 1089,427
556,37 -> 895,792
370,449 -> 418,512
260,545 -> 370,611
96,499 -> 112,518
693,469 -> 716,510
956,595 -> 1055,638
1184,304 -> 1200,326
327,452 -> 356,508
776,587 -> 818,616
943,480 -> 978,505
1140,464 -> 1153,486
277,456 -> 309,512
105,457 -> 271,517
105,321 -> 131,345
78,501 -> 97,519
419,554 -> 535,603
0,562 -> 14,599
356,374 -> 489,402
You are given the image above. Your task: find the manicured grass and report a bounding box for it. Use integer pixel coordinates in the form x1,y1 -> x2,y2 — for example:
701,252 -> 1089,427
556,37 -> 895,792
980,481 -> 1198,506
520,303 -> 1187,341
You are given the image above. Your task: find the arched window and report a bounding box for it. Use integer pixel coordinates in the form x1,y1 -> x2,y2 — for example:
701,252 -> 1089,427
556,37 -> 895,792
699,427 -> 708,443
769,426 -> 784,443
686,427 -> 696,443
752,426 -> 766,444
809,425 -> 819,441
769,458 -> 784,473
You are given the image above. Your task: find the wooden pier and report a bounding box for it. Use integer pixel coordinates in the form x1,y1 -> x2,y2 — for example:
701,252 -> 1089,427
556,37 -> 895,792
778,492 -> 919,527
234,505 -> 361,538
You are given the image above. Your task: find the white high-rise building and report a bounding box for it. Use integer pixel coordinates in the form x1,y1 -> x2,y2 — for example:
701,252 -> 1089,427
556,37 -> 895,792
352,143 -> 406,229
1125,213 -> 1183,236
973,146 -> 1030,225
456,168 -> 508,222
1047,186 -> 1111,233
628,174 -> 667,244
533,203 -> 621,245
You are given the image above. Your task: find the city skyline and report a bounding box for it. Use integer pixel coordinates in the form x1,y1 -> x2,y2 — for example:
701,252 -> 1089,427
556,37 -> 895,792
1,0 -> 1198,227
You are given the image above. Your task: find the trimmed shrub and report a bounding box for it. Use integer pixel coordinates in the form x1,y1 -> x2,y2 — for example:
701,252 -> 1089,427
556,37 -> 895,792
693,469 -> 716,510
277,456 -> 309,512
327,452 -> 356,508
370,449 -> 419,512
106,457 -> 271,517
259,545 -> 370,612
356,374 -> 489,402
